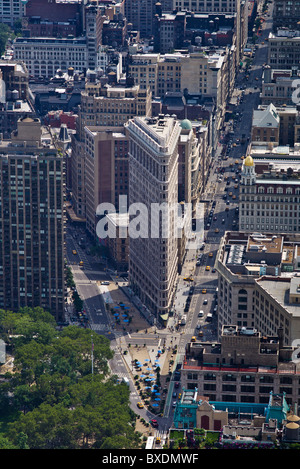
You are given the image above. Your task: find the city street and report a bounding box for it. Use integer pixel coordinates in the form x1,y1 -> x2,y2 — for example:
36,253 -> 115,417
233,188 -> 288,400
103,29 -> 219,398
63,0 -> 274,429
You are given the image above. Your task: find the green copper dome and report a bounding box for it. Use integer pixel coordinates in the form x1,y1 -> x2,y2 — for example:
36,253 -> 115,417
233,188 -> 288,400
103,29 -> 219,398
180,119 -> 193,130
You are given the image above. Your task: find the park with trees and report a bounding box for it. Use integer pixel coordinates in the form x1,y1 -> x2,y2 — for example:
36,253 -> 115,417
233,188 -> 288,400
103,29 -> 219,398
0,307 -> 142,449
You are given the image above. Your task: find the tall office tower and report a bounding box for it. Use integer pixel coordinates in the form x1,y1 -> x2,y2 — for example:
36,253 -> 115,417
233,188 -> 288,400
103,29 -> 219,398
125,0 -> 157,37
126,115 -> 181,319
0,117 -> 65,320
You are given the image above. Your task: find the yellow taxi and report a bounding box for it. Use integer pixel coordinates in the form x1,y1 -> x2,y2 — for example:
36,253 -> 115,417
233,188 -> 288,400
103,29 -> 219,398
184,277 -> 194,282
205,266 -> 210,271
156,437 -> 161,444
79,261 -> 84,266
72,250 -> 77,255
209,252 -> 213,257
202,289 -> 207,294
137,402 -> 144,409
191,336 -> 197,342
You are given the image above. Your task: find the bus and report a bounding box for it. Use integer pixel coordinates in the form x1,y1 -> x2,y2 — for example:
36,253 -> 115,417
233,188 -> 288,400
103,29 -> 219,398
146,436 -> 155,449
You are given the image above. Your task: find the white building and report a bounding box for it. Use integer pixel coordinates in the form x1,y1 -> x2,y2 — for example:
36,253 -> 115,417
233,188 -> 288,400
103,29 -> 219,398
126,115 -> 181,320
13,36 -> 88,78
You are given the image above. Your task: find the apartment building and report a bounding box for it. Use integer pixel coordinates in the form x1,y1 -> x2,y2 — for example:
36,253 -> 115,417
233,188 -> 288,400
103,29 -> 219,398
126,115 -> 181,320
124,0 -> 159,38
268,30 -> 300,70
84,125 -> 129,236
0,0 -> 25,26
181,325 -> 300,407
273,0 -> 300,31
78,77 -> 152,140
129,50 -> 230,135
172,0 -> 248,62
251,103 -> 280,145
260,66 -> 300,107
0,116 -> 65,320
70,76 -> 151,218
13,36 -> 88,78
250,103 -> 299,147
216,231 -> 300,346
0,60 -> 35,138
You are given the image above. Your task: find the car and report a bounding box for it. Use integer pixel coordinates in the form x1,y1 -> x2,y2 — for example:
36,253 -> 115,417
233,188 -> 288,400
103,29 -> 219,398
205,266 -> 210,271
202,289 -> 207,294
198,330 -> 203,337
212,268 -> 216,273
225,207 -> 229,211
173,391 -> 177,398
175,382 -> 180,388
137,402 -> 144,409
229,192 -> 233,197
172,401 -> 177,408
203,299 -> 208,305
101,281 -> 110,285
232,195 -> 236,199
151,419 -> 158,427
222,218 -> 225,223
213,216 -> 217,221
196,323 -> 201,329
191,336 -> 197,342
209,252 -> 213,257
234,184 -> 238,189
72,250 -> 77,255
184,277 -> 194,282
215,228 -> 219,233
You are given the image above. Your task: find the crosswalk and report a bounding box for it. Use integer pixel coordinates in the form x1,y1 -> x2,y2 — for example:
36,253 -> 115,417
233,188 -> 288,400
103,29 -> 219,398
90,323 -> 108,331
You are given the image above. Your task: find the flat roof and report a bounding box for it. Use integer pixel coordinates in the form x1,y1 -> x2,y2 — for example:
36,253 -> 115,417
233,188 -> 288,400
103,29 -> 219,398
247,234 -> 283,254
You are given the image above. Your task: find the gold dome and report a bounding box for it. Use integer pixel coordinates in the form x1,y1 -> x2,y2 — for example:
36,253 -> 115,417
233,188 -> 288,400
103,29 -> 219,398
287,414 -> 300,422
244,155 -> 254,167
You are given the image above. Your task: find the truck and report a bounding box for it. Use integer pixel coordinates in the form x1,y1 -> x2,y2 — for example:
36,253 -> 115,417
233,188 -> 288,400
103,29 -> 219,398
122,377 -> 130,385
180,315 -> 187,325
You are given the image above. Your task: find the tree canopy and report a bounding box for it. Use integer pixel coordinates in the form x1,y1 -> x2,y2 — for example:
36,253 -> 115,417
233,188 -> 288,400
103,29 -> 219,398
0,308 -> 141,449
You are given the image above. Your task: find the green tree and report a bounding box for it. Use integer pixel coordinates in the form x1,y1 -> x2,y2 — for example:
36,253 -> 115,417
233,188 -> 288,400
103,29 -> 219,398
0,24 -> 11,55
